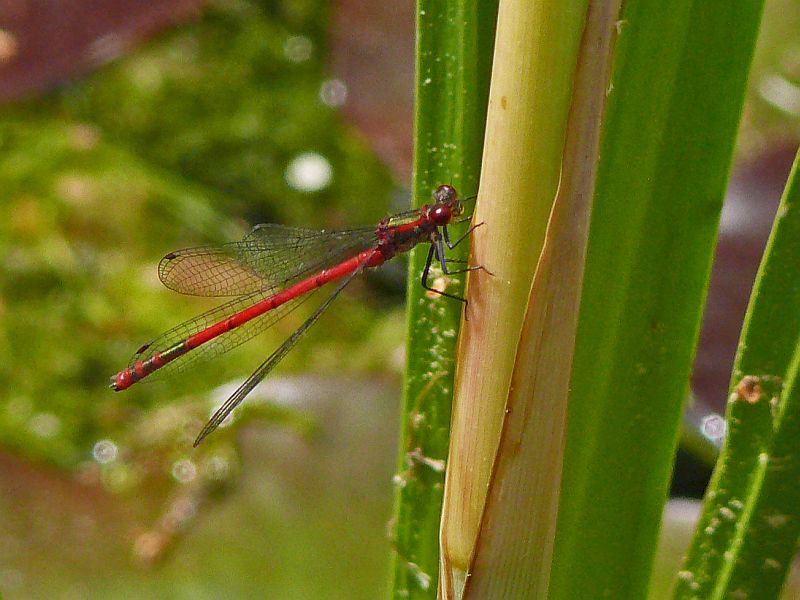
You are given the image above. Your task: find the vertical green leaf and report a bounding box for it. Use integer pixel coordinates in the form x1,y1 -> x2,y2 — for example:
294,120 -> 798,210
551,2 -> 765,599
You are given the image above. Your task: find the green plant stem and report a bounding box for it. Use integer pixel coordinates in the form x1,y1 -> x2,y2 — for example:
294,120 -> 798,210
389,2 -> 497,598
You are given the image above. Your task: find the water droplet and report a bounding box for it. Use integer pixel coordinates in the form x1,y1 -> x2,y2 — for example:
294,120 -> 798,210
92,440 -> 118,464
171,459 -> 198,484
285,152 -> 332,192
320,79 -> 348,107
701,414 -> 726,441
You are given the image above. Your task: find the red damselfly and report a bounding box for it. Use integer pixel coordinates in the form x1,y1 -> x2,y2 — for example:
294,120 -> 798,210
110,185 -> 481,446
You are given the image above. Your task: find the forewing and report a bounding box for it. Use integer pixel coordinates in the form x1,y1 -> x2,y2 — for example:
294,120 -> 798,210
159,224 -> 376,297
238,224 -> 376,285
158,248 -> 267,297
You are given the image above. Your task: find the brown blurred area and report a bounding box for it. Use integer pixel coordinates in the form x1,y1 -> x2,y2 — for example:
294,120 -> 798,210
330,0 -> 415,179
0,0 -> 203,101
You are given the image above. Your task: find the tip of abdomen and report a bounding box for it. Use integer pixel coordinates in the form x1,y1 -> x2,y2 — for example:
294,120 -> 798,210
109,370 -> 131,391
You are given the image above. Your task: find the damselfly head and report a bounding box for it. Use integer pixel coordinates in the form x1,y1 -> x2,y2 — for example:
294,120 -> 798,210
427,185 -> 460,225
432,184 -> 463,219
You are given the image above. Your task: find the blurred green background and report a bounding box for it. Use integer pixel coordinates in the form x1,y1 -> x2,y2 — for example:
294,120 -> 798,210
0,0 -> 798,598
1,0 -> 406,597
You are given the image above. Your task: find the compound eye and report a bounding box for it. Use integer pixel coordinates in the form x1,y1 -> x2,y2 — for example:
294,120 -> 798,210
430,205 -> 451,225
433,184 -> 457,204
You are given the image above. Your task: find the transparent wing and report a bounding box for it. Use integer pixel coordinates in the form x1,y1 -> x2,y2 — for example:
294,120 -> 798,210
159,224 -> 377,297
193,252 -> 375,446
129,287 -> 318,381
